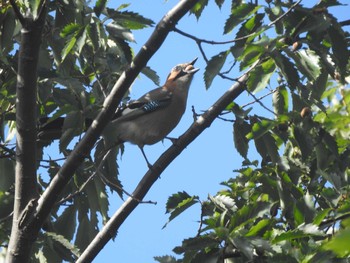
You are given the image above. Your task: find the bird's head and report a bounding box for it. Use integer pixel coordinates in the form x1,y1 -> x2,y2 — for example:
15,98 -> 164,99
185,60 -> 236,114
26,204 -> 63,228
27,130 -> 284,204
166,58 -> 200,86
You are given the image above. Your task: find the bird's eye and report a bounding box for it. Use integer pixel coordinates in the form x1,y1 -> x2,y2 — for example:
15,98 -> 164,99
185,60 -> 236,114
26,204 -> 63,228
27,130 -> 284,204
173,65 -> 182,71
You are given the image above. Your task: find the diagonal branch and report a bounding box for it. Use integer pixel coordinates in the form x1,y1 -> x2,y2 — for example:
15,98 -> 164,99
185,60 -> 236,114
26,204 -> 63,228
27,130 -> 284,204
30,0 -> 200,248
76,71 -> 250,262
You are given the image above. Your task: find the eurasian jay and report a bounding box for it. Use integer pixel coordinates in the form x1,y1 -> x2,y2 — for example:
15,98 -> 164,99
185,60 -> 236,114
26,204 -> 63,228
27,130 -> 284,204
102,58 -> 199,165
38,58 -> 199,166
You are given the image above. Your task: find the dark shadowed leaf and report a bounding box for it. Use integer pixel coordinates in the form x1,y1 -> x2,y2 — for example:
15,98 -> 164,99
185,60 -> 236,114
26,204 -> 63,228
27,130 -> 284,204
190,0 -> 209,19
272,85 -> 289,115
204,51 -> 229,89
94,0 -> 107,17
273,51 -> 300,90
233,119 -> 251,158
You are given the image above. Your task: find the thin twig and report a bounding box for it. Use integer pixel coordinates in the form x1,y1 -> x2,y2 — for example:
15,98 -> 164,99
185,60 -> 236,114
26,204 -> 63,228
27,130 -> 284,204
242,89 -> 277,109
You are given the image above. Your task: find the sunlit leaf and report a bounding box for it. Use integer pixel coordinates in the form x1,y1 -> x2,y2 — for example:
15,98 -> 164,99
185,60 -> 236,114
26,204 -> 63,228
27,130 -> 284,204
224,4 -> 261,34
246,58 -> 276,93
323,227 -> 350,257
163,192 -> 199,229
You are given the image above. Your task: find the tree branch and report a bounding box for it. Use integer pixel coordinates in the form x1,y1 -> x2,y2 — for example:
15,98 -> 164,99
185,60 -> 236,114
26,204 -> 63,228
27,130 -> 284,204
76,72 -> 250,262
29,0 -> 200,255
6,3 -> 47,263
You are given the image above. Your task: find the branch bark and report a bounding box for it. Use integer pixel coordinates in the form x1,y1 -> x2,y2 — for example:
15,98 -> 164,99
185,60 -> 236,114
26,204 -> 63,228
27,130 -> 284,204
6,2 -> 47,262
77,73 -> 249,262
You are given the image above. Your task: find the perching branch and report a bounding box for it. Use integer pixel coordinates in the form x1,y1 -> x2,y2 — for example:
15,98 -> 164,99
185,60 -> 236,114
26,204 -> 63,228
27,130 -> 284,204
77,70 -> 250,263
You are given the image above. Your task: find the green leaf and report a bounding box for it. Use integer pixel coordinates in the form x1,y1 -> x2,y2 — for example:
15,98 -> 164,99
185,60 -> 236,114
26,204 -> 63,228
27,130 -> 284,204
154,255 -> 179,263
233,120 -> 251,158
286,49 -> 321,81
272,85 -> 289,115
204,51 -> 229,89
215,0 -> 224,9
245,219 -> 271,237
273,51 -> 300,90
94,0 -> 107,17
246,119 -> 275,140
323,227 -> 350,257
107,10 -> 154,30
60,23 -> 81,38
141,66 -> 160,86
61,35 -> 77,62
209,194 -> 237,212
313,208 -> 331,226
59,111 -> 84,152
190,0 -> 209,19
239,44 -> 265,70
273,224 -> 324,244
106,22 -> 135,42
247,58 -> 276,93
328,25 -> 349,79
45,232 -> 80,258
163,192 -> 199,229
54,206 -> 77,241
224,3 -> 261,34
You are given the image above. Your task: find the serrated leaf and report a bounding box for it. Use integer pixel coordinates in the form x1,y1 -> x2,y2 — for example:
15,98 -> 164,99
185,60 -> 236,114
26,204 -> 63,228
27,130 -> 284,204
204,51 -> 228,89
59,111 -> 83,152
215,0 -> 224,9
190,0 -> 209,19
286,49 -> 321,81
107,9 -> 154,30
45,232 -> 80,258
54,206 -> 77,241
141,66 -> 160,86
61,35 -> 77,62
247,58 -> 276,93
246,119 -> 275,140
245,219 -> 271,237
313,208 -> 331,226
233,120 -> 251,158
94,0 -> 107,17
323,227 -> 350,257
60,23 -> 81,38
273,85 -> 289,115
273,52 -> 300,90
209,194 -> 237,212
273,224 -> 324,244
163,192 -> 198,229
106,22 -> 135,42
328,25 -> 349,79
224,4 -> 261,34
154,255 -> 179,263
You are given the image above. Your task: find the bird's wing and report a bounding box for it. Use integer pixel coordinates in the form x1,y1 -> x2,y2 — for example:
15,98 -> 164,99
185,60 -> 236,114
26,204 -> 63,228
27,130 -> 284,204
111,87 -> 173,123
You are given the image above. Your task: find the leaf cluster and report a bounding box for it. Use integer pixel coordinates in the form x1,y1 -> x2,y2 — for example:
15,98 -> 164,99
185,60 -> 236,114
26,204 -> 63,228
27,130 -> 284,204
0,0 -> 156,261
158,0 -> 350,262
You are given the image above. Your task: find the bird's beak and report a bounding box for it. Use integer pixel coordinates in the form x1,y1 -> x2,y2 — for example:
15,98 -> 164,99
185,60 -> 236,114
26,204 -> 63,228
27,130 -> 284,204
185,57 -> 200,74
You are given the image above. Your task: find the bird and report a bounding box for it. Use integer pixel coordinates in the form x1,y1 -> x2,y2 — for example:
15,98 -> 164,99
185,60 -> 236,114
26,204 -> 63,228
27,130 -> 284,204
102,57 -> 199,166
38,58 -> 199,167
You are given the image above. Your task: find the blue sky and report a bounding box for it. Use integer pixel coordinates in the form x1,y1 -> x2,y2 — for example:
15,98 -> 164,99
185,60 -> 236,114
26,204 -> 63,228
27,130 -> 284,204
88,1 -> 349,262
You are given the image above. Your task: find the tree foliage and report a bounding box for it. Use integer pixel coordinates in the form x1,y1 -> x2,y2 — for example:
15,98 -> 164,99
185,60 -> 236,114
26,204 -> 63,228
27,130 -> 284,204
156,1 -> 350,262
0,0 -> 349,262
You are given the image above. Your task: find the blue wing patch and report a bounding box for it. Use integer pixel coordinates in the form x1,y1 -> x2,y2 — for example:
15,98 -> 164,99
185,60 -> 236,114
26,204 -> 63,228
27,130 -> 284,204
142,100 -> 165,112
